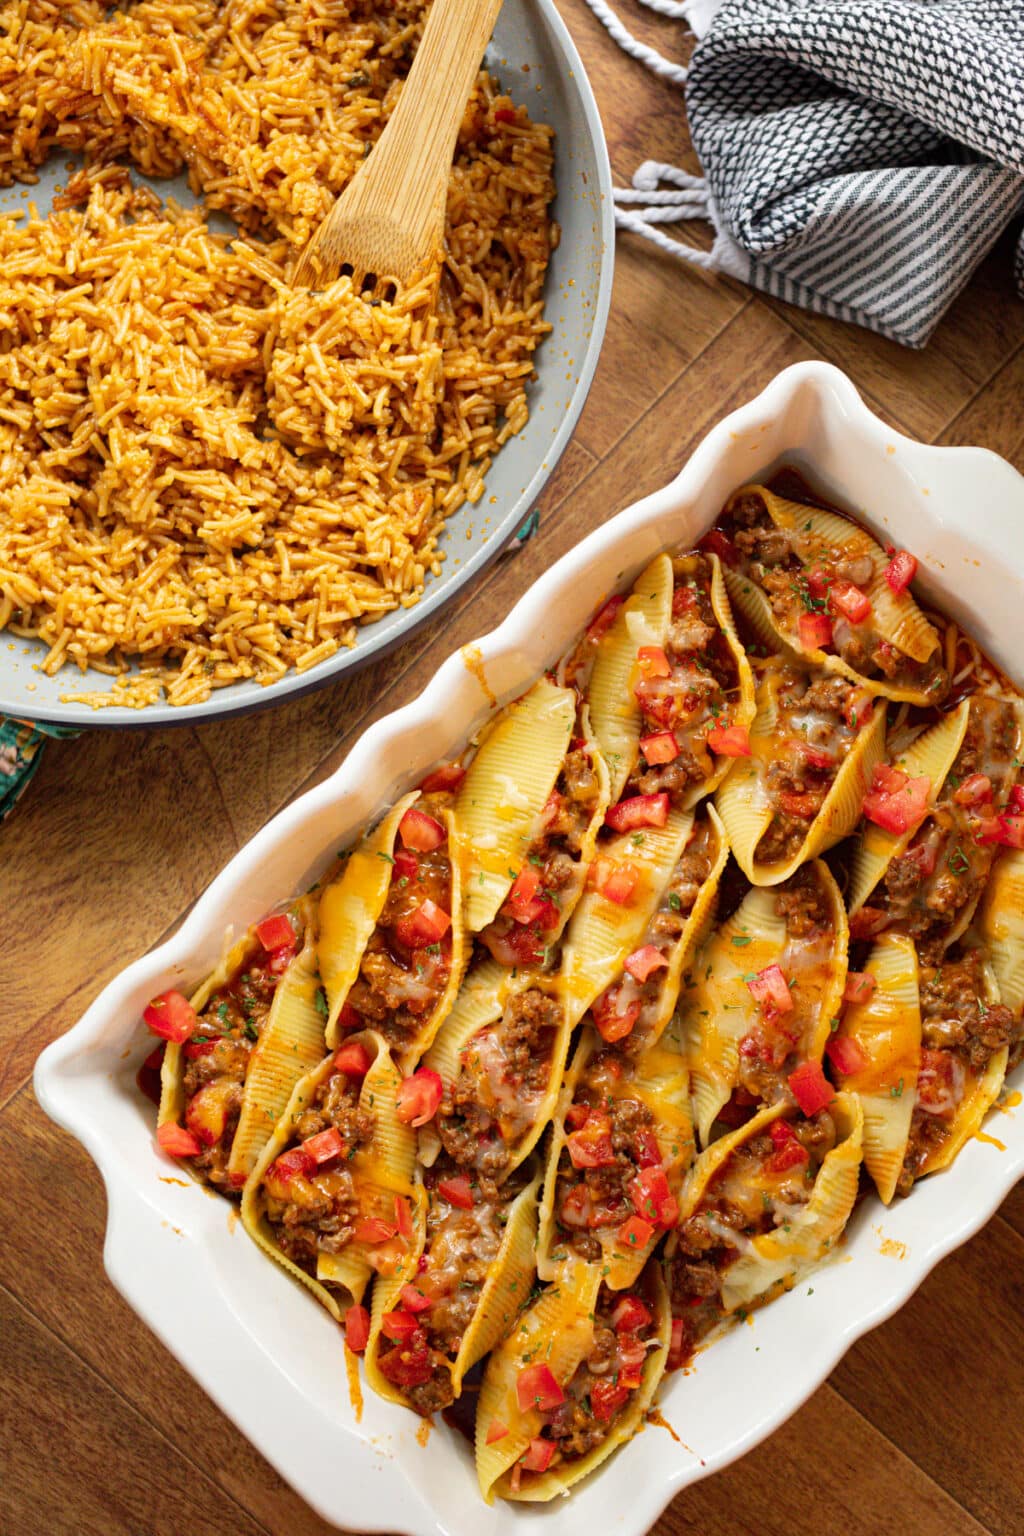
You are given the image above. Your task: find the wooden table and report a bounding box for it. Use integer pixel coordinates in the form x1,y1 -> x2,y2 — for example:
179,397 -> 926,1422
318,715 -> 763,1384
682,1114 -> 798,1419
6,5 -> 1024,1533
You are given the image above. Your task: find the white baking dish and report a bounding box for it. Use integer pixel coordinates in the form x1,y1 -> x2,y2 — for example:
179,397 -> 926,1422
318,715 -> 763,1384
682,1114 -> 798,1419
34,361 -> 1024,1536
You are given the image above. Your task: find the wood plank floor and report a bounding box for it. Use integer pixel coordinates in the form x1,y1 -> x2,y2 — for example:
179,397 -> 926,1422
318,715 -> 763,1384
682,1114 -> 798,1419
5,3 -> 1024,1532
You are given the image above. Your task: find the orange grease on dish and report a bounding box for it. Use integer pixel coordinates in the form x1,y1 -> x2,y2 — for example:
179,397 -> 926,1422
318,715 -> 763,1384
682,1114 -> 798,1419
646,1407 -> 680,1443
873,1225 -> 908,1261
997,1090 -> 1022,1114
975,1130 -> 1007,1152
416,1419 -> 432,1448
460,644 -> 496,706
345,1347 -> 364,1424
159,1177 -> 190,1188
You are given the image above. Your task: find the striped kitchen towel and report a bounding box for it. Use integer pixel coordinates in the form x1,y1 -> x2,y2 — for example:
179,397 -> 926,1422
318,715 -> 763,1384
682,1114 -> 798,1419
588,0 -> 1024,347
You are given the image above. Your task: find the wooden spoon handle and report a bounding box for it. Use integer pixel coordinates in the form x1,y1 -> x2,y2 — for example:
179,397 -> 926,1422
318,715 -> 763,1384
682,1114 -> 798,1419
342,0 -> 504,255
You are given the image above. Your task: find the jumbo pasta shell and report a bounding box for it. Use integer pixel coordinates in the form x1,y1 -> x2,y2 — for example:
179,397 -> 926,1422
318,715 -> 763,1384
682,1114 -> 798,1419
451,1172 -> 543,1390
560,806 -> 696,1024
157,929 -> 257,1136
715,666 -> 887,885
227,897 -> 328,1185
916,956 -> 1008,1180
536,1023 -> 692,1288
318,791 -> 419,1046
494,1267 -> 671,1502
455,679 -> 577,932
682,861 -> 848,1145
397,807 -> 470,1073
976,848 -> 1024,1013
241,1032 -> 416,1319
681,552 -> 757,810
475,1266 -> 603,1504
586,554 -> 673,803
848,702 -> 971,915
719,1093 -> 863,1312
832,933 -> 921,1204
724,485 -> 942,704
363,1183 -> 433,1407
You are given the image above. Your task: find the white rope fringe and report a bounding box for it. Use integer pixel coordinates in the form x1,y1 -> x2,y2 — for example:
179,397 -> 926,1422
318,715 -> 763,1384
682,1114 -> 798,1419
580,0 -> 689,85
612,161 -> 738,275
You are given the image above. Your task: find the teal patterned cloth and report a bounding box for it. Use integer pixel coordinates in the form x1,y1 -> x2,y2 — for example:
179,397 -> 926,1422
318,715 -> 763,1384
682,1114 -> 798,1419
0,718 -> 79,824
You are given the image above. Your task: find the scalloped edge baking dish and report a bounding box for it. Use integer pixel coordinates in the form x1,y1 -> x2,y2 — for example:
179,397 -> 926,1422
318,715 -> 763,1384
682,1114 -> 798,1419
35,361 -> 1024,1536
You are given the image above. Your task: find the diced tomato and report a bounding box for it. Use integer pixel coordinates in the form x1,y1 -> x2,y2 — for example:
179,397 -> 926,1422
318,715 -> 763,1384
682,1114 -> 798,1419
302,1127 -> 346,1165
905,841 -> 938,879
917,1047 -> 965,1117
344,1304 -> 370,1354
616,1333 -> 647,1388
399,807 -> 446,851
798,611 -> 833,651
485,1419 -> 509,1445
267,946 -> 294,975
830,581 -> 872,624
183,1036 -> 219,1059
272,1145 -> 316,1182
767,1132 -> 809,1174
185,1086 -> 228,1147
778,788 -> 821,819
591,1379 -> 632,1423
517,1363 -> 565,1414
378,1333 -> 433,1388
611,1295 -> 652,1333
400,1284 -> 432,1314
540,789 -> 564,828
667,1317 -> 687,1371
521,1438 -> 556,1473
884,550 -> 918,595
844,688 -> 876,729
353,1217 -> 399,1244
698,528 -> 739,567
800,745 -> 835,772
392,898 -> 451,949
142,1042 -> 166,1073
483,921 -> 548,968
746,963 -> 793,1017
395,1068 -> 443,1126
706,724 -> 751,758
337,999 -> 362,1032
787,1060 -> 835,1116
418,762 -> 466,794
954,773 -> 992,807
1009,784 -> 1024,814
565,1102 -> 590,1131
566,1120 -> 616,1169
843,971 -> 877,1005
616,1214 -> 655,1250
143,989 -> 197,1044
996,813 -> 1024,849
805,565 -> 831,600
586,594 -> 625,642
672,585 -> 695,616
507,864 -> 541,920
605,792 -> 670,832
437,1173 -> 474,1210
637,645 -> 670,678
861,764 -> 932,837
493,106 -> 517,124
254,913 -> 295,954
599,862 -> 640,905
849,905 -> 889,940
592,987 -> 641,1043
826,1034 -> 869,1077
633,1128 -> 663,1168
156,1121 -> 202,1158
559,1184 -> 595,1229
641,730 -> 680,765
629,1166 -> 678,1229
394,1194 -> 413,1238
334,1039 -> 372,1078
624,944 -> 669,983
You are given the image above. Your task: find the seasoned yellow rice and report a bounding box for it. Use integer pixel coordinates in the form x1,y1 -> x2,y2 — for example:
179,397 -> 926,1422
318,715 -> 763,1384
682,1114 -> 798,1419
0,0 -> 556,707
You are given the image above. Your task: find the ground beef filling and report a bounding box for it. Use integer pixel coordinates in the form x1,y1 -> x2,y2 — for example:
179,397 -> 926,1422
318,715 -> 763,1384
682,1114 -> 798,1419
628,554 -> 741,805
754,669 -> 858,866
479,745 -> 600,969
517,1282 -> 659,1480
726,492 -> 948,701
345,836 -> 452,1049
668,1113 -> 831,1364
896,949 -> 1020,1197
554,1053 -> 659,1262
882,698 -> 1021,940
377,1168 -> 523,1416
182,958 -> 279,1189
261,1069 -> 374,1272
436,988 -> 561,1195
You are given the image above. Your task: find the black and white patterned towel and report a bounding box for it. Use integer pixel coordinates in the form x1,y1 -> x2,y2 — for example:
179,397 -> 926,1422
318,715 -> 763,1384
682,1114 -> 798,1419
586,0 -> 1024,347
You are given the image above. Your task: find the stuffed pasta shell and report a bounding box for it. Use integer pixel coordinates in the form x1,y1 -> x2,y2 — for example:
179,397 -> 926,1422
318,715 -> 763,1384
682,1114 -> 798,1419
665,1094 -> 862,1364
153,897 -> 326,1191
849,693 -> 1024,946
318,790 -> 466,1068
681,861 -> 848,1145
241,1031 -> 415,1318
364,1164 -> 540,1416
475,1263 -> 669,1503
718,483 -> 947,705
715,657 -> 886,884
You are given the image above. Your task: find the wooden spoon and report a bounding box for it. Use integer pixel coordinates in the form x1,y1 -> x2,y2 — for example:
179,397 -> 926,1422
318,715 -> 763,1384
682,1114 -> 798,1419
293,0 -> 505,290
